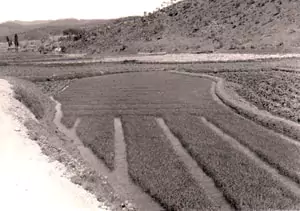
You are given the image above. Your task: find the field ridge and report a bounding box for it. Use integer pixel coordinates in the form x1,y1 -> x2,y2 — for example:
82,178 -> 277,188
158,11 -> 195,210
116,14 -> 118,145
156,117 -> 233,211
201,117 -> 300,197
112,118 -> 161,210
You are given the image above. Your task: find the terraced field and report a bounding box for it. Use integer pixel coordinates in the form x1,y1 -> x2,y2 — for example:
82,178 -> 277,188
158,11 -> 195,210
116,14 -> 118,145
214,71 -> 300,123
53,71 -> 300,210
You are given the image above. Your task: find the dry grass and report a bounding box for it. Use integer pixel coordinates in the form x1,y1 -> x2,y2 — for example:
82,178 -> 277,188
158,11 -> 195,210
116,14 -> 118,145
122,115 -> 215,210
164,114 -> 300,210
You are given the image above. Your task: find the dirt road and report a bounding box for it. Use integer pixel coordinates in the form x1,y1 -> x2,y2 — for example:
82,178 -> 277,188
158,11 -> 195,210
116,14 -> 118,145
10,53 -> 300,65
54,71 -> 300,210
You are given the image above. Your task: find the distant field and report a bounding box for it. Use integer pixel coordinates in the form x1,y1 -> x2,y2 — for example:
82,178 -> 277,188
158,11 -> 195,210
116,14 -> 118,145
0,58 -> 299,82
52,71 -> 300,210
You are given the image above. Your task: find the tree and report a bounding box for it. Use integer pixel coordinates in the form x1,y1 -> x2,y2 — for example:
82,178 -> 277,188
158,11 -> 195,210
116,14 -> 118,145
14,34 -> 19,52
6,36 -> 12,47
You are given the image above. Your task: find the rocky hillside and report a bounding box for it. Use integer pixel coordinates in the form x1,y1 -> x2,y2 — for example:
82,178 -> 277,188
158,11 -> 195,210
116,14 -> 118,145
61,0 -> 300,54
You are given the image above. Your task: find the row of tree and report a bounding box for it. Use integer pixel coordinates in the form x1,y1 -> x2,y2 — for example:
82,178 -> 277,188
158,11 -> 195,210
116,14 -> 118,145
6,34 -> 19,51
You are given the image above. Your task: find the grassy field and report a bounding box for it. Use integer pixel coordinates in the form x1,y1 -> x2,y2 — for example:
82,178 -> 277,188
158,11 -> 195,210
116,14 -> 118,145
164,114 -> 300,210
121,115 -> 215,210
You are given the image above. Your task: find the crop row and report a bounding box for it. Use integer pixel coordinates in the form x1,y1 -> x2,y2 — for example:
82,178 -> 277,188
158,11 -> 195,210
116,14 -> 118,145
214,71 -> 300,123
121,116 -> 216,210
164,114 -> 299,210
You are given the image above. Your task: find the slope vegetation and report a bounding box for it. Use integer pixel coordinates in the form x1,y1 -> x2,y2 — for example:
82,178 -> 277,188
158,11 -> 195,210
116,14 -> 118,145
61,0 -> 300,54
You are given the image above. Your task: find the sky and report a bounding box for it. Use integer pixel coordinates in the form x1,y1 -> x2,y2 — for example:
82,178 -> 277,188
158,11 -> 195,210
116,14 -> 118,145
0,0 -> 172,23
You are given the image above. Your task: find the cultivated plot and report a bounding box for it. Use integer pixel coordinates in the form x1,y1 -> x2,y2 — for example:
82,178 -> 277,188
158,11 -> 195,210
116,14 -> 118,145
55,71 -> 300,210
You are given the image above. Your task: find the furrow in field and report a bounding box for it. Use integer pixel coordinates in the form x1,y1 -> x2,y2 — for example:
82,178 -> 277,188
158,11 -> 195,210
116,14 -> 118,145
156,118 -> 232,211
51,97 -> 110,175
122,116 -> 216,210
164,114 -> 300,210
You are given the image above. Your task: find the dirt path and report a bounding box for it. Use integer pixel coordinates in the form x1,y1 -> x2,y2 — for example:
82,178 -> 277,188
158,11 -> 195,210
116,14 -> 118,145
10,53 -> 300,66
0,79 -> 108,210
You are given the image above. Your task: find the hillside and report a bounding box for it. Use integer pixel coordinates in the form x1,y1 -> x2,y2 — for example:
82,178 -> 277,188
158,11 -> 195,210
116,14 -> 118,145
0,22 -> 29,37
60,0 -> 300,54
9,20 -> 52,26
0,19 -> 110,42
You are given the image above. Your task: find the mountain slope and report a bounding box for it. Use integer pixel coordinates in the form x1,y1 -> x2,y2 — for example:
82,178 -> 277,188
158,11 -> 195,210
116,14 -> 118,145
0,22 -> 28,37
61,0 -> 300,54
0,19 -> 110,42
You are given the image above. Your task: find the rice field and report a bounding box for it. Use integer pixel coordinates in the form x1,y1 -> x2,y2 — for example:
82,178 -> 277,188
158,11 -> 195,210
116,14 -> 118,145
53,71 -> 300,210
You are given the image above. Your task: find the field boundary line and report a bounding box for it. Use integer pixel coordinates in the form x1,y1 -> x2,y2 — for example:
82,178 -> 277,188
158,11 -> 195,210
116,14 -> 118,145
272,67 -> 300,73
113,118 -> 163,211
169,70 -> 300,145
25,69 -> 163,82
50,96 -> 111,174
50,99 -> 159,210
201,117 -> 300,198
156,117 -> 233,211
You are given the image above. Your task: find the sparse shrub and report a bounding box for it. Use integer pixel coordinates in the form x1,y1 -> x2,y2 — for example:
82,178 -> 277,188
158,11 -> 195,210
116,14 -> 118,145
60,46 -> 66,53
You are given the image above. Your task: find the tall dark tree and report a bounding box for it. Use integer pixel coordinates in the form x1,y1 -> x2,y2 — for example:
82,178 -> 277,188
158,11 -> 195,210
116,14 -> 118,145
14,34 -> 19,52
6,36 -> 12,47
